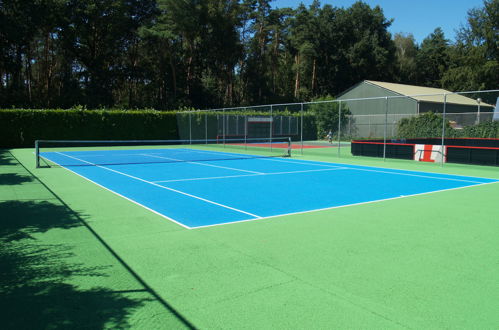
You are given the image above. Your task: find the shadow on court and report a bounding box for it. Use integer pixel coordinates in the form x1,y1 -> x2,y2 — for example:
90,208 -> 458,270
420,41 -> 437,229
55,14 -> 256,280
0,200 -> 80,242
1,150 -> 197,329
0,150 -> 16,166
0,200 -> 148,329
0,242 -> 147,328
0,173 -> 34,186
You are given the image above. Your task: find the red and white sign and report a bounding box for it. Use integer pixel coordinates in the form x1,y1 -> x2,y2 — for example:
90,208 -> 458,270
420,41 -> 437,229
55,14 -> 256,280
414,144 -> 447,163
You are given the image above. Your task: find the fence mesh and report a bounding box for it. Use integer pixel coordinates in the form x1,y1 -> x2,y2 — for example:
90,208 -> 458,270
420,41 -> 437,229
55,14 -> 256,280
176,89 -> 499,164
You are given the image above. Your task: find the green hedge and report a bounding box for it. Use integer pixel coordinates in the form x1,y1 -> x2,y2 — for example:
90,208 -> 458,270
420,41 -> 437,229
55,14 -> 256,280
0,109 -> 179,148
1,109 -> 318,148
397,112 -> 499,139
458,120 -> 499,138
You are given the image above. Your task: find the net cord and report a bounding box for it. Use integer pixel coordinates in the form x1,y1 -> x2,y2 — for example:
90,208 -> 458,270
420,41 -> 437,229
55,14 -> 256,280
35,137 -> 292,168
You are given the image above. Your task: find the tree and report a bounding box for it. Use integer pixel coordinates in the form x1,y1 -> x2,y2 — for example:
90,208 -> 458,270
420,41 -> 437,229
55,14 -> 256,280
442,0 -> 499,93
415,27 -> 450,87
393,33 -> 418,84
333,2 -> 396,92
60,0 -> 156,107
308,96 -> 350,139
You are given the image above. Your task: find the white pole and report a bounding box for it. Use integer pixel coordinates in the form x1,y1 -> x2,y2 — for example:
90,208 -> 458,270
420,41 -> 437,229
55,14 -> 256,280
383,97 -> 388,160
441,94 -> 447,166
477,98 -> 482,124
338,101 -> 341,157
300,103 -> 304,155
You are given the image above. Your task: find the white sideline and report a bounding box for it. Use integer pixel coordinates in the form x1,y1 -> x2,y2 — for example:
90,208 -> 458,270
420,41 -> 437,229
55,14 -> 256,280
185,149 -> 487,184
53,152 -> 262,219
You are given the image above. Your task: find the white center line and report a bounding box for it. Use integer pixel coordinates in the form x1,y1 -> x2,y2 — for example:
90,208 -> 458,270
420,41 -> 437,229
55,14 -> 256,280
54,152 -> 262,218
152,167 -> 346,183
141,153 -> 263,174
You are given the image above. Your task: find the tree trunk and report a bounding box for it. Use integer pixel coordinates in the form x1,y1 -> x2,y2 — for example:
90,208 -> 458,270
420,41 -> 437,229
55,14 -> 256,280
272,31 -> 279,94
294,55 -> 300,99
26,44 -> 33,104
311,58 -> 317,95
168,50 -> 177,99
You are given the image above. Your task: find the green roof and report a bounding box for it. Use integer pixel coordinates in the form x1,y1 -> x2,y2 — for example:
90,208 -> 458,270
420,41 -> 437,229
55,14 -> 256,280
365,80 -> 493,107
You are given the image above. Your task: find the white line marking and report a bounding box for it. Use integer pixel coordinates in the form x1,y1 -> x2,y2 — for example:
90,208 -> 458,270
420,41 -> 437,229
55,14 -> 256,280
259,157 -> 490,184
141,153 -> 262,174
152,167 -> 346,183
185,149 -> 490,184
41,150 -> 498,230
191,180 -> 499,229
38,155 -> 192,229
53,152 -> 262,219
143,148 -> 493,185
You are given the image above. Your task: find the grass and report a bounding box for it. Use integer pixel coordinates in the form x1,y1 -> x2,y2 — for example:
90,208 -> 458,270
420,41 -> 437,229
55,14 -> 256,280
1,146 -> 498,329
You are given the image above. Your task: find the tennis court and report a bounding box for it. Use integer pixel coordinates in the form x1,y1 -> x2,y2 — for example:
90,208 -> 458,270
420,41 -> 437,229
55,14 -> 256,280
3,143 -> 499,329
38,144 -> 497,228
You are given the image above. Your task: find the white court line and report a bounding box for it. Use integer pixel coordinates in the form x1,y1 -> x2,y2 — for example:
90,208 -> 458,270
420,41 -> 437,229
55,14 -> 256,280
191,180 -> 499,229
38,155 -> 192,229
268,157 -> 489,184
141,153 -> 262,174
40,151 -> 499,231
53,152 -> 262,219
185,149 -> 489,184
152,167 -> 346,183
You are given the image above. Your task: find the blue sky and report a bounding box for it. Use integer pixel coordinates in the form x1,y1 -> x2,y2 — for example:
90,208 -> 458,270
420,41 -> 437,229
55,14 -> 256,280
272,0 -> 485,43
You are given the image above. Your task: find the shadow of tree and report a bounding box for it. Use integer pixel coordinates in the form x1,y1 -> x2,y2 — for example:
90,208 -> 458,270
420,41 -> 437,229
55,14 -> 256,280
0,200 -> 80,242
1,151 -> 196,329
0,173 -> 34,185
0,243 -> 148,329
0,150 -> 16,166
0,200 -> 149,329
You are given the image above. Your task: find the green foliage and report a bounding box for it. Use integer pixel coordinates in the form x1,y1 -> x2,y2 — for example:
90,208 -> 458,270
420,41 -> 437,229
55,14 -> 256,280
393,33 -> 418,83
0,109 -> 179,148
397,111 -> 499,139
458,120 -> 499,138
307,96 -> 351,139
0,0 -> 496,110
0,108 -> 318,148
415,28 -> 450,87
397,112 -> 451,138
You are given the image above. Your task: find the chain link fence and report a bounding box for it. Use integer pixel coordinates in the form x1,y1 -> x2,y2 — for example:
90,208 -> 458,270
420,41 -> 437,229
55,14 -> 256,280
176,89 -> 499,163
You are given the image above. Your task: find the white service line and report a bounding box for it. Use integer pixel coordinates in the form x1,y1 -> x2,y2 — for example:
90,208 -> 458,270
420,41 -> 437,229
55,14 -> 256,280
141,153 -> 263,174
152,167 -> 346,183
191,181 -> 498,229
183,149 -> 492,184
54,152 -> 262,218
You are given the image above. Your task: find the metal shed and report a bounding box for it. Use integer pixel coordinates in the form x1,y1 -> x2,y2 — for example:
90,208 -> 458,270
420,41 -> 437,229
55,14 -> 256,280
337,80 -> 494,138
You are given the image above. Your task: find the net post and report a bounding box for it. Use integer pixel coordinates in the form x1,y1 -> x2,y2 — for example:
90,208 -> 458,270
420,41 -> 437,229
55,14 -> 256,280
270,105 -> 273,152
189,111 -> 192,144
338,101 -> 341,157
244,108 -> 248,150
222,108 -> 226,148
383,97 -> 388,161
35,140 -> 40,168
205,111 -> 208,144
287,137 -> 292,157
300,103 -> 304,155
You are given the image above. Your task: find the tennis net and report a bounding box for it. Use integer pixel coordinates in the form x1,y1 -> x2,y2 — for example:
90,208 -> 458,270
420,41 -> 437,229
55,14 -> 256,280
35,137 -> 292,168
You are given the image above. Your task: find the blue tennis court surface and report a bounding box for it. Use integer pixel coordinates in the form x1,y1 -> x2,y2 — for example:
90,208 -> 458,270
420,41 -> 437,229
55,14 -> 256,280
40,148 -> 498,229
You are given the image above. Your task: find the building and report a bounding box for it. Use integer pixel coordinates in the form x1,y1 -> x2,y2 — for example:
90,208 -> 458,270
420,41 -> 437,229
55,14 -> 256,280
337,80 -> 494,138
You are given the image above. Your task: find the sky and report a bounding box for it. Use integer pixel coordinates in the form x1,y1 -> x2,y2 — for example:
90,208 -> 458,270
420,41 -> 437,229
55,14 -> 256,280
272,0 -> 485,43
